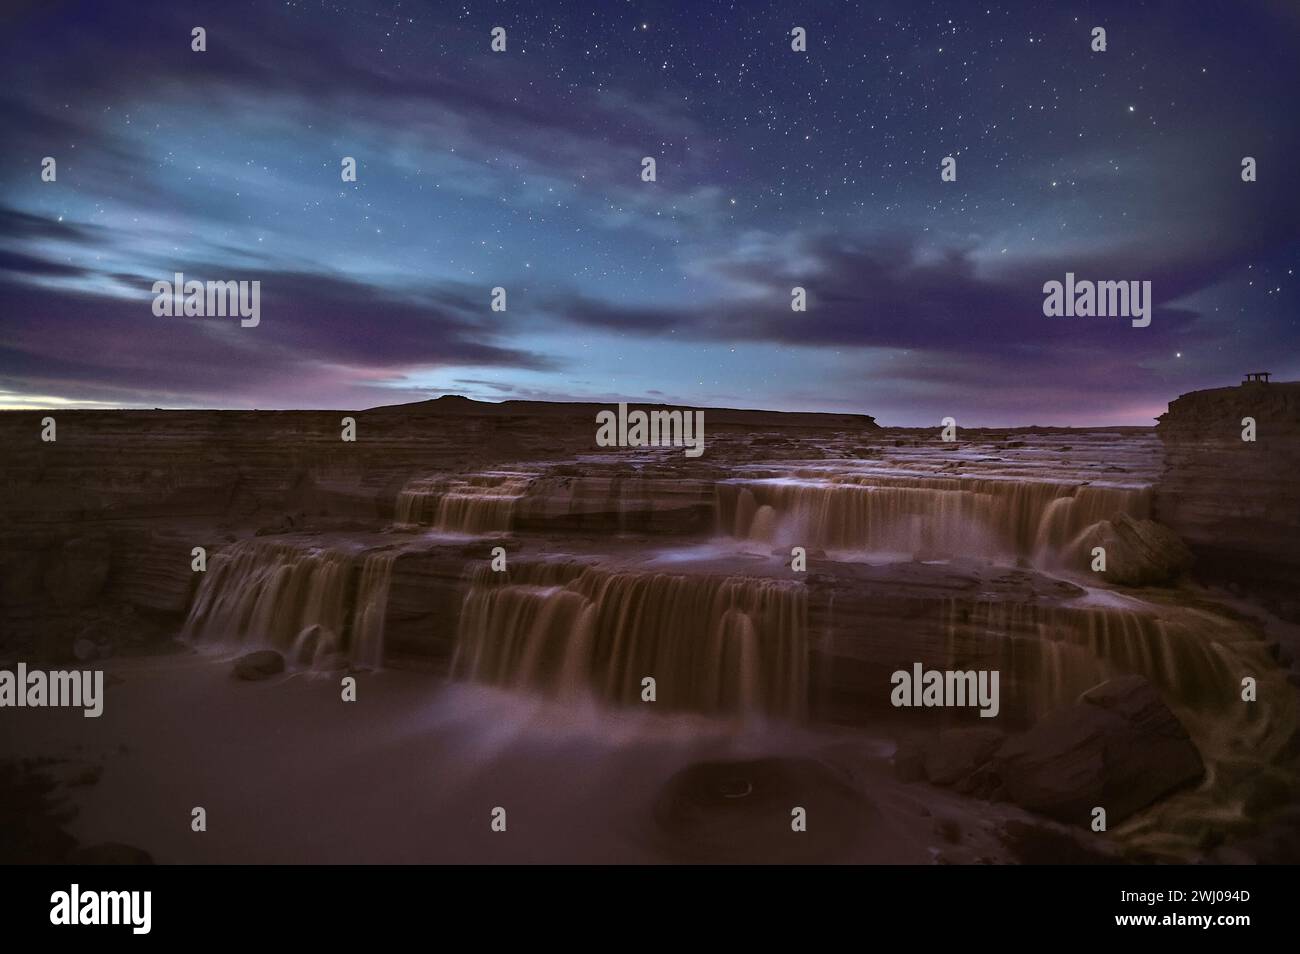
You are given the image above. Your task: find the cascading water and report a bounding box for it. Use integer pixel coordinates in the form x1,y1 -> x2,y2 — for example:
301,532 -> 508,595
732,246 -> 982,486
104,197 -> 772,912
352,551 -> 398,670
395,472 -> 533,532
944,599 -> 1246,720
945,596 -> 1297,858
718,474 -> 1150,564
182,539 -> 399,669
452,562 -> 808,718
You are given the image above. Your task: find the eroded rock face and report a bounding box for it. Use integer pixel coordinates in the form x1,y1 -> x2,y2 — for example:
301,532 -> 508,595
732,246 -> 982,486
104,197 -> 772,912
42,536 -> 112,607
1156,381 -> 1300,618
107,529 -> 202,615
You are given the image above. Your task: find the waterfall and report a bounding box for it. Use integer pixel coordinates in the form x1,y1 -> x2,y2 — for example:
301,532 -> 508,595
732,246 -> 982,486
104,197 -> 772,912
944,596 -> 1297,857
944,599 -> 1242,720
395,472 -> 533,532
352,551 -> 398,670
182,540 -> 399,669
452,562 -> 808,718
718,475 -> 1150,562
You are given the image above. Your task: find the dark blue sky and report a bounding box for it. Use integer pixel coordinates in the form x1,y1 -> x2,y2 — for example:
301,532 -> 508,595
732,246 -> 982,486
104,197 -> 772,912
2,0 -> 1297,424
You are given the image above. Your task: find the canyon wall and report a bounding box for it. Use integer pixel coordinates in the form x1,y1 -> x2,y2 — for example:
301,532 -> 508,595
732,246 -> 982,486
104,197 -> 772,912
1155,381 -> 1300,619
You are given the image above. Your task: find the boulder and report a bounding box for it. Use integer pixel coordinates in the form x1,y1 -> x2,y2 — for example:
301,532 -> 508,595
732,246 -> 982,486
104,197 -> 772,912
232,650 -> 285,681
1080,514 -> 1193,585
923,727 -> 1006,786
992,675 -> 1203,826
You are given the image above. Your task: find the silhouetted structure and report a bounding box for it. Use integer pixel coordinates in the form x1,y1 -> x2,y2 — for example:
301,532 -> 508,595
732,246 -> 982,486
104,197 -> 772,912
1243,371 -> 1271,384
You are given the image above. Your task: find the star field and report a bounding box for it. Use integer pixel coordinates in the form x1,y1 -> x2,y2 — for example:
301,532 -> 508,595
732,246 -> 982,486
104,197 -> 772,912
1,0 -> 1297,423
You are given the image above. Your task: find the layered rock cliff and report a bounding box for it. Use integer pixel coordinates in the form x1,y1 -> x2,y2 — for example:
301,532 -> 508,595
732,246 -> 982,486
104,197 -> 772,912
1155,380 -> 1300,619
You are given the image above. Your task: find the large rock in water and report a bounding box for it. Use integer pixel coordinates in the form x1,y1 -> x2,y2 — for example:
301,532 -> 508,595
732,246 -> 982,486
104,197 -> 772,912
992,675 -> 1204,826
232,650 -> 285,680
1079,513 -> 1193,585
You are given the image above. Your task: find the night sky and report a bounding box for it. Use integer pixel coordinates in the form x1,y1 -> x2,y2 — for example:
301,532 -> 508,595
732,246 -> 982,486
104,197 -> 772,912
2,0 -> 1297,425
